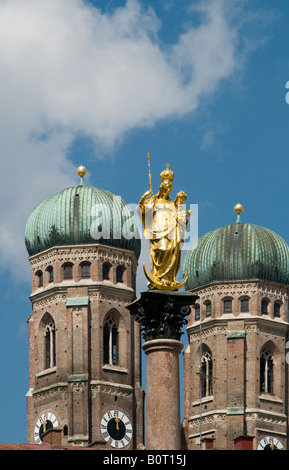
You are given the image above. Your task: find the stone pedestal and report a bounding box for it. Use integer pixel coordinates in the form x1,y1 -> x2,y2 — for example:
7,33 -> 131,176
127,289 -> 197,450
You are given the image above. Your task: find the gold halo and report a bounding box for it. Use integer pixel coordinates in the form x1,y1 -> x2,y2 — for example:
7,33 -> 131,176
77,165 -> 87,177
234,203 -> 244,214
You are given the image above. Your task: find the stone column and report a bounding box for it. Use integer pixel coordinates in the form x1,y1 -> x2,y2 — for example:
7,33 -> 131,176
127,289 -> 197,450
143,338 -> 183,450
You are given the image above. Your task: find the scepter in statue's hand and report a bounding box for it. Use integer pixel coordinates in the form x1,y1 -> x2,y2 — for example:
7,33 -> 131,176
140,153 -> 153,202
137,153 -> 153,211
147,152 -> 152,191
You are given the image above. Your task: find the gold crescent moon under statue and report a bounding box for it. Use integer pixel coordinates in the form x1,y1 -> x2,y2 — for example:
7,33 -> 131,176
137,157 -> 191,291
143,263 -> 188,291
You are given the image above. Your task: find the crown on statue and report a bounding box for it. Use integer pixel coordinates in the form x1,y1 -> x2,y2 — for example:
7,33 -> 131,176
160,163 -> 174,183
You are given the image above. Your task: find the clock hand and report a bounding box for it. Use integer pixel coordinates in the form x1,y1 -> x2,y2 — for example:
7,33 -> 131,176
42,418 -> 47,434
269,439 -> 274,450
115,412 -> 120,431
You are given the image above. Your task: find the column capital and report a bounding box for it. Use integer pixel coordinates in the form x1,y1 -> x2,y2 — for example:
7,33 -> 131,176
126,289 -> 198,341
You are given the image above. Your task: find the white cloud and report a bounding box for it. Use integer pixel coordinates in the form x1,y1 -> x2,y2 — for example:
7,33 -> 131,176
170,0 -> 237,99
0,0 -> 258,278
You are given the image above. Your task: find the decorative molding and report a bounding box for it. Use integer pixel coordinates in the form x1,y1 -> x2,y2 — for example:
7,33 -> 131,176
187,317 -> 288,340
29,244 -> 136,270
188,410 -> 227,430
189,325 -> 227,341
70,382 -> 86,393
246,410 -> 287,427
192,280 -> 259,297
30,284 -> 135,310
188,409 -> 287,433
89,286 -> 134,304
31,291 -> 68,309
33,383 -> 67,401
71,306 -> 83,315
244,319 -> 288,337
90,380 -> 133,398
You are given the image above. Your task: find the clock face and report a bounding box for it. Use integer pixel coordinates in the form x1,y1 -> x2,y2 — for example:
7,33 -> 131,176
34,412 -> 59,444
101,410 -> 132,448
257,436 -> 284,450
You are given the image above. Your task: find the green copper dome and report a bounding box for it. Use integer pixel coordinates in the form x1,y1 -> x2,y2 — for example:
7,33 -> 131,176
183,211 -> 289,290
25,170 -> 140,258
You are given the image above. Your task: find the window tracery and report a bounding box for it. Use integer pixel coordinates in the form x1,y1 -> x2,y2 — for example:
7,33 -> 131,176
260,347 -> 273,394
103,315 -> 118,365
45,317 -> 56,369
200,348 -> 213,398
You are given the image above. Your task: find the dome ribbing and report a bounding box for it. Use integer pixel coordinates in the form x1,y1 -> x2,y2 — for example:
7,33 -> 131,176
183,221 -> 289,290
25,182 -> 140,258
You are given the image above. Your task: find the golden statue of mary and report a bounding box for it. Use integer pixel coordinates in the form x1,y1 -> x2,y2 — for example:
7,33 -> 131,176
138,163 -> 190,291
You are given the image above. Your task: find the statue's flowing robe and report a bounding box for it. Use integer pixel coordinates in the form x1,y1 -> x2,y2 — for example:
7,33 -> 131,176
139,196 -> 186,285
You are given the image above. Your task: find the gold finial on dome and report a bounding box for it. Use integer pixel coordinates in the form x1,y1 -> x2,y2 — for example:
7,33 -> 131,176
77,165 -> 87,177
234,203 -> 244,224
160,163 -> 174,183
77,165 -> 87,186
234,203 -> 244,214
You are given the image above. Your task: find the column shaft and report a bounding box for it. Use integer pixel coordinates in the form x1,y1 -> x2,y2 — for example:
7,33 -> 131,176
143,339 -> 183,450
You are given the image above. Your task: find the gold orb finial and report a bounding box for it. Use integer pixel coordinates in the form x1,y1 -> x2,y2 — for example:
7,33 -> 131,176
234,203 -> 244,215
77,165 -> 87,177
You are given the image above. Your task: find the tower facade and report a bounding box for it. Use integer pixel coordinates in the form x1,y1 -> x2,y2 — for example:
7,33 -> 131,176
182,207 -> 289,450
25,168 -> 144,448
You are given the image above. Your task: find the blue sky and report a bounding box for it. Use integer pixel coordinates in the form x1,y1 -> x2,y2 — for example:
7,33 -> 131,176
1,0 -> 289,444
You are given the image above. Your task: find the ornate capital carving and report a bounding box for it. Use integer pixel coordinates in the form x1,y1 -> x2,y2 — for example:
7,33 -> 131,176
126,290 -> 198,341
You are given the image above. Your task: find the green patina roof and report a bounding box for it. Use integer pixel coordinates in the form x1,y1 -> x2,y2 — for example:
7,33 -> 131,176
25,183 -> 141,258
183,221 -> 289,289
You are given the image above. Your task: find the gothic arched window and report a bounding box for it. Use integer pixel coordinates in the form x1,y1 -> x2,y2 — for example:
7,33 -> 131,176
205,301 -> 211,317
46,266 -> 54,283
241,298 -> 249,312
102,263 -> 111,280
274,302 -> 280,317
195,305 -> 200,321
260,347 -> 274,394
63,263 -> 73,280
103,315 -> 118,365
36,270 -> 43,287
45,317 -> 56,369
261,299 -> 268,315
200,348 -> 213,398
81,262 -> 90,279
223,299 -> 232,313
116,266 -> 124,283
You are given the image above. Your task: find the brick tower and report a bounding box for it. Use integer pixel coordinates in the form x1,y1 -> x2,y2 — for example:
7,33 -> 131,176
25,166 -> 144,448
182,204 -> 289,450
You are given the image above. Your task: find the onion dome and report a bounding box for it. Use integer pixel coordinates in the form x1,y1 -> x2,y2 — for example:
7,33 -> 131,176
25,166 -> 141,258
183,204 -> 289,290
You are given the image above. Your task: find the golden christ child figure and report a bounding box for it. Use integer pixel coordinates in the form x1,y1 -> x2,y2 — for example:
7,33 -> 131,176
138,158 -> 191,291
